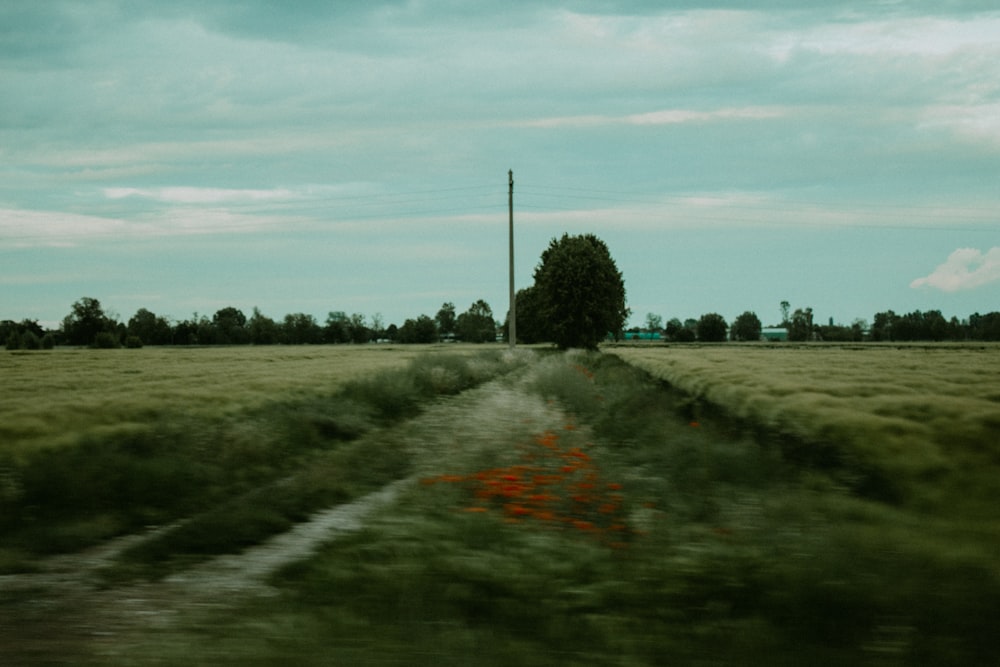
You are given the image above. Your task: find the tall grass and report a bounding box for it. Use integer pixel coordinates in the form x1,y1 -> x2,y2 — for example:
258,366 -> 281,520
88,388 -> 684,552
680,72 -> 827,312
121,350 -> 1000,666
608,344 -> 1000,504
0,345 -> 427,455
0,348 -> 520,573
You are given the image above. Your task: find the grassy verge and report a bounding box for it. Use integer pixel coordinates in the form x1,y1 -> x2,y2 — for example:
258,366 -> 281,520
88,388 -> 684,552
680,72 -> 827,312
0,349 -> 522,574
127,350 -> 1000,665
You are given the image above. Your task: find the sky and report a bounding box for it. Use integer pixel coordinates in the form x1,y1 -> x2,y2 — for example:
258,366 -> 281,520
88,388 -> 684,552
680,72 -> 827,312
2,1 -> 999,331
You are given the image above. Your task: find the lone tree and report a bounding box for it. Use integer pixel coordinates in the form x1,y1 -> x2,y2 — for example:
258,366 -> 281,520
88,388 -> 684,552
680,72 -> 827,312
696,312 -> 728,342
730,311 -> 762,341
533,233 -> 628,350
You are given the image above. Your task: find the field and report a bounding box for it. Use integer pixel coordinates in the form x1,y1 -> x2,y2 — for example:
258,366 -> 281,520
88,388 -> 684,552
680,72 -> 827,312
2,344 -> 999,665
1,345 -> 429,454
607,344 -> 1000,506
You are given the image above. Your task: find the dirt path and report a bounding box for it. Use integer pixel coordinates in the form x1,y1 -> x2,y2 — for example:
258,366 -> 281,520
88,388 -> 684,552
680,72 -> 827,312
0,351 -> 577,664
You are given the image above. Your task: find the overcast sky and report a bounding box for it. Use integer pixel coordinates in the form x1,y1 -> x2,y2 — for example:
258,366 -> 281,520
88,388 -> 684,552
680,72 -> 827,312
2,1 -> 999,331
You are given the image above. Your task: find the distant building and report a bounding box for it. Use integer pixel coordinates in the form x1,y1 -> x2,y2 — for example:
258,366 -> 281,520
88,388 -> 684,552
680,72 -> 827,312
628,332 -> 662,341
761,327 -> 788,342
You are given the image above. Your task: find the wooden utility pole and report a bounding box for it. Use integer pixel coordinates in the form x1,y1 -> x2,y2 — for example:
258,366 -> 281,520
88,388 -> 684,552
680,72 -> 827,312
508,169 -> 516,348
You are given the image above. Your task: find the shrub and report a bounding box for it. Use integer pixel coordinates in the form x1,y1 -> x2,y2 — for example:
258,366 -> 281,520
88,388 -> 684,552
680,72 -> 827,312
93,331 -> 119,349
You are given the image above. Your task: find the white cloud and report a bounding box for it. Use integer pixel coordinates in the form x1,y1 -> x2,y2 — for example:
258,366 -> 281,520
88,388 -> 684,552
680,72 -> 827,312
103,186 -> 296,204
516,106 -> 787,129
910,247 -> 1000,292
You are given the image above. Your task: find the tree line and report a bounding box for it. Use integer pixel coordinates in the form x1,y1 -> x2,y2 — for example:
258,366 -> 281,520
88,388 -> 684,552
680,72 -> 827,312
5,298 -> 1000,351
5,231 -> 999,349
1,297 -> 502,350
4,232 -> 632,351
619,303 -> 1000,343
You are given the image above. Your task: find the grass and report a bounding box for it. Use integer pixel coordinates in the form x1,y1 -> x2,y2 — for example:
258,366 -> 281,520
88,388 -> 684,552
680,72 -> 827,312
607,343 -> 1000,504
107,348 -> 1000,666
0,345 -> 429,455
0,345 -> 520,572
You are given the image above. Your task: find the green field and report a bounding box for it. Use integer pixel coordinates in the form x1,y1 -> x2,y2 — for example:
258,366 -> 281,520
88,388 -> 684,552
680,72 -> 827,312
1,345 -> 429,454
2,344 -> 998,665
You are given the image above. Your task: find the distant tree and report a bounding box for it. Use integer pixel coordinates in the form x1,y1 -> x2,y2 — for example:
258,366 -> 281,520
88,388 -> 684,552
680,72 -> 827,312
324,311 -> 351,344
172,317 -> 198,345
370,313 -> 384,341
779,300 -> 791,327
385,323 -> 399,342
398,315 -> 438,344
282,313 -> 322,344
63,297 -> 112,346
212,307 -> 248,345
2,319 -> 48,350
349,313 -> 370,344
456,300 -> 496,343
435,303 -> 457,338
730,311 -> 762,341
969,312 -> 1000,341
871,310 -> 897,342
788,307 -> 814,342
532,233 -> 628,349
644,312 -> 663,333
128,308 -> 173,345
248,307 -> 279,345
696,313 -> 728,342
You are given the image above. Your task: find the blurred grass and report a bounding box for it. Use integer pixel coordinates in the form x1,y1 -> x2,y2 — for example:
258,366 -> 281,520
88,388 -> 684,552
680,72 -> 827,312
121,350 -> 1000,666
0,345 -> 434,455
0,348 -> 518,573
608,343 -> 1000,505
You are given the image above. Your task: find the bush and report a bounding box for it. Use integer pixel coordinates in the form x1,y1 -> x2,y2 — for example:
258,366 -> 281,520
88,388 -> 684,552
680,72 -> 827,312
93,331 -> 119,349
126,335 -> 144,349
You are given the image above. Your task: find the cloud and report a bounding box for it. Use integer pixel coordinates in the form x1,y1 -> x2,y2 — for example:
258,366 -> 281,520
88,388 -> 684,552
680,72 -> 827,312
104,187 -> 296,204
516,106 -> 787,129
910,247 -> 1000,292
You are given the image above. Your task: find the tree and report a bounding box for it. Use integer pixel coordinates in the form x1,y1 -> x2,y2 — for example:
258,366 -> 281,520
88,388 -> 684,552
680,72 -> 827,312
212,307 -> 248,345
456,299 -> 496,343
532,233 -> 628,350
63,297 -> 112,346
349,313 -> 370,344
644,312 -> 663,333
435,303 -> 457,338
696,313 -> 728,342
398,315 -> 438,344
370,313 -> 384,341
282,313 -> 322,344
506,286 -> 546,344
779,300 -> 791,327
788,307 -> 814,342
324,311 -> 351,344
248,307 -> 279,345
127,308 -> 173,345
730,311 -> 762,341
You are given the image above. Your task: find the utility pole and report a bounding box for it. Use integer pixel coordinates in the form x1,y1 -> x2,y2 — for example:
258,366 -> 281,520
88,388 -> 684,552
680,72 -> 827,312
508,169 -> 516,348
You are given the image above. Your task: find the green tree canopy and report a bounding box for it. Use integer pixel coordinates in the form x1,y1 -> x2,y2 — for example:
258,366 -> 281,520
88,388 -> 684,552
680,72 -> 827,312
730,311 -> 762,341
63,297 -> 112,346
533,233 -> 628,350
435,302 -> 456,337
456,300 -> 495,343
507,286 -> 546,344
696,313 -> 728,342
